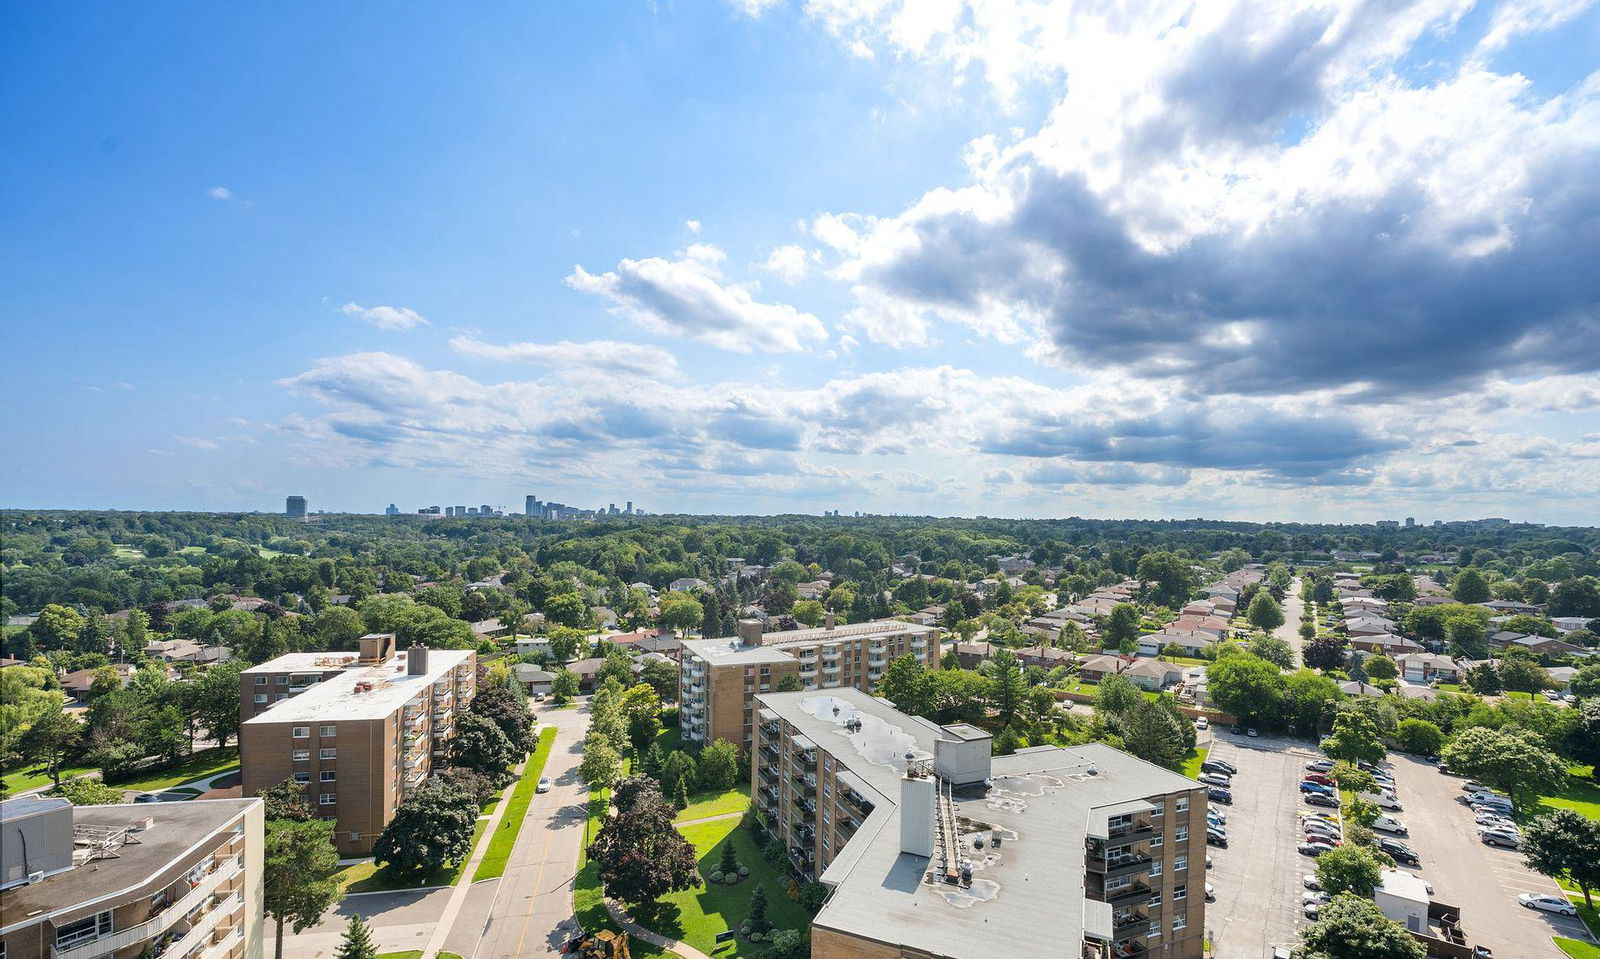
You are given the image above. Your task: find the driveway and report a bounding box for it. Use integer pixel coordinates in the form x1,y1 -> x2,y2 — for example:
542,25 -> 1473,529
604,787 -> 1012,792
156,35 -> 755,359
1200,731 -> 1320,958
1387,753 -> 1589,957
451,702 -> 592,959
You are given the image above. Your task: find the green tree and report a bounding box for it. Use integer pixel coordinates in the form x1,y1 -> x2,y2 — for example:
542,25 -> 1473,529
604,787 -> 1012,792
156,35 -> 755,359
32,604 -> 86,651
449,712 -> 519,783
1498,655 -> 1550,694
1295,894 -> 1425,959
471,684 -> 535,752
1302,634 -> 1348,672
546,593 -> 592,630
1363,655 -> 1399,682
1441,726 -> 1569,810
1521,809 -> 1600,908
775,673 -> 804,692
1093,674 -> 1143,717
1118,699 -> 1187,769
1322,711 -> 1386,765
1246,592 -> 1285,632
1246,634 -> 1295,670
588,777 -> 701,908
187,660 -> 248,746
1207,654 -> 1287,724
1394,718 -> 1444,756
54,776 -> 126,805
876,655 -> 933,716
373,780 -> 477,879
580,730 -> 622,787
550,668 -> 580,703
986,650 -> 1027,724
333,914 -> 377,959
264,817 -> 341,959
1135,551 -> 1195,609
21,709 -> 81,787
697,738 -> 740,792
1451,568 -> 1492,604
790,600 -> 824,627
1101,604 -> 1140,650
1218,548 -> 1251,573
1569,664 -> 1600,699
1314,844 -> 1385,899
658,594 -> 705,637
748,883 -> 771,935
660,751 -> 698,801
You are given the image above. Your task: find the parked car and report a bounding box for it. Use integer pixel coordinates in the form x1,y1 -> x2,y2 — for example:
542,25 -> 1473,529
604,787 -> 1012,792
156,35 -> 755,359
1300,781 -> 1335,795
1371,816 -> 1408,836
1304,793 -> 1340,809
1246,728 -> 1259,737
1207,831 -> 1229,848
1195,717 -> 1210,730
1480,828 -> 1521,849
1378,838 -> 1420,865
536,777 -> 552,793
1204,882 -> 1215,902
1363,792 -> 1403,811
1208,787 -> 1233,805
1302,773 -> 1334,786
1303,826 -> 1341,843
1306,760 -> 1335,772
1302,874 -> 1323,891
1298,842 -> 1334,857
1302,902 -> 1322,919
1303,890 -> 1332,905
1460,780 -> 1485,792
1204,758 -> 1240,775
1518,893 -> 1578,916
1199,773 -> 1233,787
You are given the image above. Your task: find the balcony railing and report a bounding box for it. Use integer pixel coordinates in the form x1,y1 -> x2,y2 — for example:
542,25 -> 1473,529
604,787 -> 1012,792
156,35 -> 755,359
1105,821 -> 1157,846
51,858 -> 242,959
1095,882 -> 1152,907
1085,854 -> 1153,879
1112,911 -> 1149,932
156,891 -> 244,959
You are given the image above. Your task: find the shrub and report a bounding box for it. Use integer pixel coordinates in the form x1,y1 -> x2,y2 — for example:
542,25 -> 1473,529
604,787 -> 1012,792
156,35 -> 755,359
710,871 -> 725,883
738,865 -> 750,877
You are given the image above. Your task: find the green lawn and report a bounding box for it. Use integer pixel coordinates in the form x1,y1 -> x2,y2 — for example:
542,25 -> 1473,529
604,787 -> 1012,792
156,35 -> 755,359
474,727 -> 558,881
634,817 -> 810,959
1554,938 -> 1600,959
335,819 -> 489,893
1539,767 -> 1600,822
1179,747 -> 1208,780
675,786 -> 750,823
374,951 -> 461,959
110,746 -> 240,792
2,763 -> 96,796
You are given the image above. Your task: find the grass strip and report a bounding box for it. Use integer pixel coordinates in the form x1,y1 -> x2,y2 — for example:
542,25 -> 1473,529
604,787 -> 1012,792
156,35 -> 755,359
474,726 -> 558,881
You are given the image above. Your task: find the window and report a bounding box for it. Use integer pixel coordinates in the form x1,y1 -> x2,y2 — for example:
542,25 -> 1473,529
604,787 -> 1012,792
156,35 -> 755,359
293,772 -> 310,784
277,676 -> 289,685
320,771 -> 337,782
320,748 -> 336,760
1149,801 -> 1164,818
1146,891 -> 1162,907
1149,834 -> 1163,848
1173,884 -> 1186,902
276,693 -> 288,700
293,727 -> 310,738
1175,825 -> 1188,842
1175,855 -> 1188,872
1172,916 -> 1187,932
1146,921 -> 1161,939
292,749 -> 310,761
254,676 -> 267,686
319,793 -> 336,805
1149,860 -> 1162,877
320,725 -> 336,737
253,694 -> 267,704
1105,877 -> 1131,892
1175,796 -> 1189,813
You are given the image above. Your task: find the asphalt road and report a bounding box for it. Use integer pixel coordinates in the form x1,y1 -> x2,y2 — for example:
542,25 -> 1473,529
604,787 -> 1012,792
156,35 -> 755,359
1199,731 -> 1316,958
1273,578 -> 1306,660
455,703 -> 592,959
1388,753 -> 1588,958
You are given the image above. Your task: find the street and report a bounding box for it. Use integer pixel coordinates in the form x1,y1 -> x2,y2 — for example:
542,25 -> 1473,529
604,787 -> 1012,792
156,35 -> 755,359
275,702 -> 592,959
1274,577 -> 1306,660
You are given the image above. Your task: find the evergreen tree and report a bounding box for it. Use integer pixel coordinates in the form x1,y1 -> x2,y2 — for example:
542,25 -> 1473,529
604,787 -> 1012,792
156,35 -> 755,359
720,838 -> 739,875
333,915 -> 377,959
674,778 -> 690,811
749,883 -> 771,934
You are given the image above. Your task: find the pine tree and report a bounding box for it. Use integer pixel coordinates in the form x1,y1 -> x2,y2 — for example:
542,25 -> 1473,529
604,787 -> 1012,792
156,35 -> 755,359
640,742 -> 666,782
674,778 -> 690,811
749,883 -> 770,933
720,839 -> 739,875
333,915 -> 377,959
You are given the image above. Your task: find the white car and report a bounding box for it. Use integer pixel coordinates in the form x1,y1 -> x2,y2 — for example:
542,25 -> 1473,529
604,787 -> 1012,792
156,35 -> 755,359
1371,816 -> 1408,836
1302,874 -> 1323,891
1519,893 -> 1577,916
536,777 -> 552,793
1363,792 -> 1403,811
1303,890 -> 1331,905
1195,717 -> 1210,730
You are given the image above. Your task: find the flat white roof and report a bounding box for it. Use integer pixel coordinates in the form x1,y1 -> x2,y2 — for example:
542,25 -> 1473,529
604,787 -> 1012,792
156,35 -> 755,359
241,652 -> 360,673
244,649 -> 472,722
1379,868 -> 1431,904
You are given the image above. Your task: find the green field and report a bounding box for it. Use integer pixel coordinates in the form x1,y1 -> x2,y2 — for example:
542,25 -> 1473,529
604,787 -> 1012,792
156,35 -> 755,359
1540,767 -> 1600,822
474,727 -> 559,881
635,817 -> 810,959
111,746 -> 240,792
1179,747 -> 1209,781
674,786 -> 750,823
2,763 -> 96,796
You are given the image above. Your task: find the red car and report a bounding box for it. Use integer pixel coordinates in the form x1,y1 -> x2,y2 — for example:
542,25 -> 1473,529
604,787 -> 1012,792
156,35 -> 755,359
1302,773 -> 1334,786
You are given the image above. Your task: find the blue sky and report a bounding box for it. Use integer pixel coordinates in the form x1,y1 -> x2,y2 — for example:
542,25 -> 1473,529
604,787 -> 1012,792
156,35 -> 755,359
4,0 -> 1599,524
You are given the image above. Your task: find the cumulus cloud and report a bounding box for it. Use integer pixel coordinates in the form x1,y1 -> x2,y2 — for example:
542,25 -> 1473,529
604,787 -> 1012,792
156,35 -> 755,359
175,435 -> 220,450
760,244 -> 813,284
207,186 -> 235,200
448,337 -> 679,378
795,0 -> 1600,399
338,302 -> 430,331
567,244 -> 828,353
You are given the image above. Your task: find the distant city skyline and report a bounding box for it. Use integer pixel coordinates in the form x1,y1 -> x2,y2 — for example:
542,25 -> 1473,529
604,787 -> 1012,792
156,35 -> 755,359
5,3 -> 1599,525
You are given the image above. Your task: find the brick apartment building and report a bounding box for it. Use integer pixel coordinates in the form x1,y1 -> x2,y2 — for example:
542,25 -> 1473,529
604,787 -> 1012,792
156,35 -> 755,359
238,634 -> 476,856
678,617 -> 940,750
753,688 -> 1207,959
0,797 -> 264,959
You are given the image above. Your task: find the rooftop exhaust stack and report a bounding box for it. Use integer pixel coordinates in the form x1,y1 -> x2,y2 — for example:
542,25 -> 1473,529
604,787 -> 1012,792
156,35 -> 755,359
900,757 -> 936,858
824,611 -> 837,631
407,644 -> 429,675
737,619 -> 765,646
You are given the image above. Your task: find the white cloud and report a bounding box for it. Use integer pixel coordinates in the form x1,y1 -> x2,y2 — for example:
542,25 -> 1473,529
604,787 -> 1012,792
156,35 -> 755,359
338,302 -> 430,331
685,219 -> 702,234
760,244 -> 813,284
566,244 -> 828,353
176,435 -> 220,450
725,0 -> 782,16
1474,0 -> 1597,57
207,186 -> 235,200
448,337 -> 680,377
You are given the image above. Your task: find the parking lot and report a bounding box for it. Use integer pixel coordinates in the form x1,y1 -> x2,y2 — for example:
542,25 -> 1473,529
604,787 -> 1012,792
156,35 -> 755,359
1199,729 -> 1593,959
1200,731 -> 1323,957
1387,754 -> 1588,958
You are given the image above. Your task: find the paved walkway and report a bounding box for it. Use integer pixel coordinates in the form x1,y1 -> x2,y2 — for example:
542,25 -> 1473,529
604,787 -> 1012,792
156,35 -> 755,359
672,810 -> 744,828
602,900 -> 706,959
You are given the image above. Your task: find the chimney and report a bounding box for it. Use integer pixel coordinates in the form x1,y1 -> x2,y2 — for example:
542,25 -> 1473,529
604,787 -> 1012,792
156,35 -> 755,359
737,619 -> 765,646
824,611 -> 837,631
407,644 -> 429,675
899,761 -> 936,858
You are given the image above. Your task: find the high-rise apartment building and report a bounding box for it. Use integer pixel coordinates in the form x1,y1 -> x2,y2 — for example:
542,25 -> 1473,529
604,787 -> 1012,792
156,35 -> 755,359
238,635 -> 476,855
753,688 -> 1207,959
284,496 -> 306,519
679,618 -> 940,750
0,796 -> 265,959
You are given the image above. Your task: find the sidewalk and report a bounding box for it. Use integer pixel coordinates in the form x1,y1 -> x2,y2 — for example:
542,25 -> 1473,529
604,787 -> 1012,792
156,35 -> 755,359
602,899 -> 705,959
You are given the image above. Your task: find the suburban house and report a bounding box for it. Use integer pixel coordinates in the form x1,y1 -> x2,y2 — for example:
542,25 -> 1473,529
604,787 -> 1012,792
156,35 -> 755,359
510,663 -> 555,696
668,577 -> 709,592
1350,634 -> 1424,655
1138,630 -> 1216,657
144,638 -> 233,664
1396,654 -> 1461,684
1123,659 -> 1182,691
1076,654 -> 1130,683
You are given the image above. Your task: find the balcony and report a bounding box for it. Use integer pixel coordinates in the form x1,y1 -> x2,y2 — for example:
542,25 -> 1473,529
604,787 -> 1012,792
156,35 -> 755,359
1085,854 -> 1152,880
842,788 -> 874,814
51,858 -> 243,959
793,824 -> 815,843
822,665 -> 840,676
910,638 -> 928,649
760,742 -> 780,760
1112,911 -> 1150,933
1105,820 -> 1157,846
791,772 -> 817,790
868,657 -> 886,668
1094,882 -> 1153,907
821,649 -> 840,661
405,768 -> 426,788
1108,941 -> 1148,959
798,748 -> 818,766
839,815 -> 860,836
156,892 -> 244,959
762,721 -> 780,736
798,653 -> 818,665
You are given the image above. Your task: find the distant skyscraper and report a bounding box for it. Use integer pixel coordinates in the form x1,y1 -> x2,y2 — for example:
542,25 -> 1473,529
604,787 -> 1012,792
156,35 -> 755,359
455,505 -> 467,517
1405,516 -> 1415,527
526,494 -> 538,516
479,504 -> 492,516
385,503 -> 399,516
626,500 -> 633,515
285,495 -> 307,519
